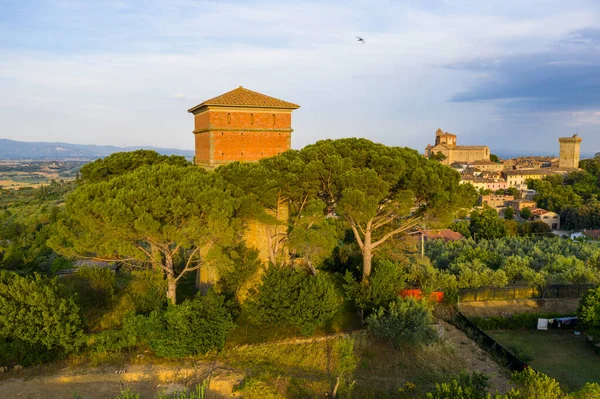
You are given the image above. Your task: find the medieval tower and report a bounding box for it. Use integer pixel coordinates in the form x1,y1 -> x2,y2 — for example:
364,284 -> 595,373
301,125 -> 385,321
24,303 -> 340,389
188,86 -> 300,168
189,87 -> 299,293
558,134 -> 582,169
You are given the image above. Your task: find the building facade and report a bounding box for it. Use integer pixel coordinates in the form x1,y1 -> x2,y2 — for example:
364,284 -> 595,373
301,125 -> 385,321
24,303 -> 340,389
425,128 -> 490,166
530,208 -> 560,230
188,86 -> 300,168
480,194 -> 514,211
507,199 -> 537,212
558,134 -> 582,169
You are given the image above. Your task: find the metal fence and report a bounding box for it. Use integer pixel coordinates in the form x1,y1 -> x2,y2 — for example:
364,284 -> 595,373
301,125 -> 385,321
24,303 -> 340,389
459,284 -> 594,302
454,312 -> 528,372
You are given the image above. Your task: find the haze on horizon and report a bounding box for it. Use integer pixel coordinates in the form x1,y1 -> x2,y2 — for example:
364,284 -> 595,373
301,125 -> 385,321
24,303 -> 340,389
2,0 -> 600,156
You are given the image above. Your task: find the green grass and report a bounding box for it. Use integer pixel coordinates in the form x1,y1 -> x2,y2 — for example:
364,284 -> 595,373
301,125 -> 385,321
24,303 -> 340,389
488,329 -> 600,391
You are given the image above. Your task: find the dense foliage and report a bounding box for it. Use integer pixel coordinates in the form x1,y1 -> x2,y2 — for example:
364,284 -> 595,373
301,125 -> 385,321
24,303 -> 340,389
52,163 -> 248,304
93,291 -> 234,357
344,259 -> 406,314
0,181 -> 74,274
79,150 -> 190,183
248,267 -> 340,335
0,271 -> 84,364
577,285 -> 600,335
219,138 -> 477,280
426,368 -> 600,399
425,237 -> 600,292
366,297 -> 437,348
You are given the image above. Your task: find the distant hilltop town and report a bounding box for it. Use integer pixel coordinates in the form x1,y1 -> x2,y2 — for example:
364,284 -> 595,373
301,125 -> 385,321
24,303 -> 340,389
424,128 -> 584,231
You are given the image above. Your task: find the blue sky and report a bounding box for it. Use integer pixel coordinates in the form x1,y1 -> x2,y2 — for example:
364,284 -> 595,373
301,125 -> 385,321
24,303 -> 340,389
1,0 -> 600,156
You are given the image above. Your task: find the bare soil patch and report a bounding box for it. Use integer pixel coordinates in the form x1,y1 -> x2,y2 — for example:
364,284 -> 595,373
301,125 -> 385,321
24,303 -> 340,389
0,362 -> 242,399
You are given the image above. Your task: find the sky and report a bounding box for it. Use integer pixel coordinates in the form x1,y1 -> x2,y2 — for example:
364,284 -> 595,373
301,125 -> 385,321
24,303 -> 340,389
1,0 -> 600,156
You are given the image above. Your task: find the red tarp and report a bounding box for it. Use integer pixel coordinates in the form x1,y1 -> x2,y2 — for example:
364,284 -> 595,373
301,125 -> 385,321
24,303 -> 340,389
400,289 -> 444,303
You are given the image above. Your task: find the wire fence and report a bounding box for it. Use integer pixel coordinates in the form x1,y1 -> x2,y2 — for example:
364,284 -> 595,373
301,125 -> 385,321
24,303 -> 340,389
454,311 -> 528,372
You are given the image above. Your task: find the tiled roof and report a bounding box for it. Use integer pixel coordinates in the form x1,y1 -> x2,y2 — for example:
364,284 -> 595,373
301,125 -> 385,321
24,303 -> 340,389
421,229 -> 464,242
504,169 -> 552,176
530,208 -> 552,216
584,229 -> 600,239
471,160 -> 502,165
188,87 -> 300,113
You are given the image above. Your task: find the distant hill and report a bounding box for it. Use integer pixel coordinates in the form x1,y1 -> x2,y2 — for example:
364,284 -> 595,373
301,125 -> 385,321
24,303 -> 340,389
0,139 -> 195,160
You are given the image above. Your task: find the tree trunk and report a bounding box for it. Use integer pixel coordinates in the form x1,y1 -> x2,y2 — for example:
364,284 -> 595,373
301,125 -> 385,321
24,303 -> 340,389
165,255 -> 177,305
167,276 -> 177,305
362,231 -> 373,281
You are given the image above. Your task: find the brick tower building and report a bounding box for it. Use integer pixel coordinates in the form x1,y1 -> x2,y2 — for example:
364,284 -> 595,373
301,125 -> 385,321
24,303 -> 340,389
188,86 -> 300,167
189,87 -> 299,295
558,134 -> 582,169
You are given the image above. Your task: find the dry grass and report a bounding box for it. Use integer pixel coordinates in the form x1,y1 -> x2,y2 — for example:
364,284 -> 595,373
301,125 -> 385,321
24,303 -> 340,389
459,298 -> 580,318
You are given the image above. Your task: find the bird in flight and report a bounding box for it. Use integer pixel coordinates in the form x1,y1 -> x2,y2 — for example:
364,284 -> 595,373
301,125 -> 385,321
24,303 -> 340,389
356,36 -> 365,44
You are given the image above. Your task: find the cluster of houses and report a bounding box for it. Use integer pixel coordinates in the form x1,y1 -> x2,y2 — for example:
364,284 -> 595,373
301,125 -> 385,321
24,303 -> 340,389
431,133 -> 584,232
457,162 -> 569,230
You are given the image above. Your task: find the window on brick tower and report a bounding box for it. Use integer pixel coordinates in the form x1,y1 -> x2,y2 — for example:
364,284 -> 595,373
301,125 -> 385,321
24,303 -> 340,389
250,114 -> 254,124
272,114 -> 276,125
227,113 -> 231,124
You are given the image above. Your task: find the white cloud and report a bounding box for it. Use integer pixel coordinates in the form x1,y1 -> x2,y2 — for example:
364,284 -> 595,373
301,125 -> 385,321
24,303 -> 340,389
1,0 -> 600,152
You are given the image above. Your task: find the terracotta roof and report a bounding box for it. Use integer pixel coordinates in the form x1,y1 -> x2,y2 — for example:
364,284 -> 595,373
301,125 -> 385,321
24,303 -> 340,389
188,86 -> 300,113
584,229 -> 600,239
530,208 -> 553,216
504,169 -> 552,176
421,229 -> 464,242
508,199 -> 536,204
471,160 -> 502,165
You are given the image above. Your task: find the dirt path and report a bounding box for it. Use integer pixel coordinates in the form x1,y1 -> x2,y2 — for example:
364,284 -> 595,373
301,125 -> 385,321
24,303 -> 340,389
438,321 -> 512,394
0,363 -> 243,399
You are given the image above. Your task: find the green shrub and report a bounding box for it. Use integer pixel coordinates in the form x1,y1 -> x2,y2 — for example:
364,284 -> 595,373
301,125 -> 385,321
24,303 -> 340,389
118,269 -> 167,315
114,389 -> 141,399
344,259 -> 405,314
0,271 -> 84,362
249,267 -> 340,335
217,245 -> 262,308
571,383 -> 600,399
0,340 -> 62,367
511,368 -> 565,399
92,291 -> 234,357
156,383 -> 206,399
366,297 -> 437,348
425,371 -> 490,399
578,285 -> 600,335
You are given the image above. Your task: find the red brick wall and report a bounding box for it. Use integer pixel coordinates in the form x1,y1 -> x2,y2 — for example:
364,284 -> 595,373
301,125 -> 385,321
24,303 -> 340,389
209,111 -> 291,129
194,112 -> 210,131
211,131 -> 291,164
193,109 -> 293,166
194,132 -> 211,164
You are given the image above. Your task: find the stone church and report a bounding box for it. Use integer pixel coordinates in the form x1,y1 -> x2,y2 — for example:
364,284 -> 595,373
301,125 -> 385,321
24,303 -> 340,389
424,128 -> 490,165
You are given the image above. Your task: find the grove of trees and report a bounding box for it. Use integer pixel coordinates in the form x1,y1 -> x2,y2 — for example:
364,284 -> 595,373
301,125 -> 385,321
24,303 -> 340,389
0,143 -> 598,392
